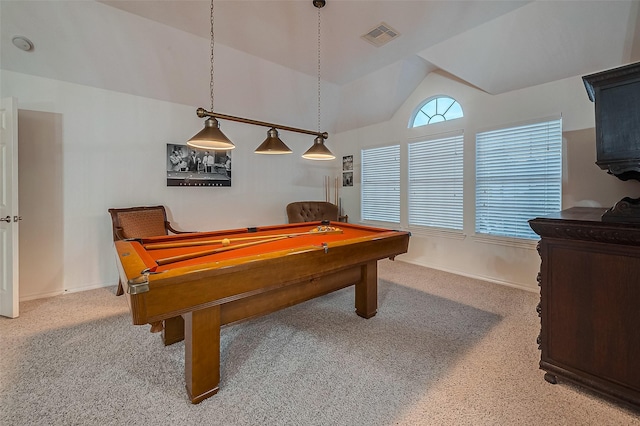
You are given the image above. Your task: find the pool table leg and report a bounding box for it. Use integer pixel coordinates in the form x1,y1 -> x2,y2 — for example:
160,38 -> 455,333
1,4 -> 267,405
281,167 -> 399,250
184,305 -> 220,404
355,260 -> 378,319
162,316 -> 185,346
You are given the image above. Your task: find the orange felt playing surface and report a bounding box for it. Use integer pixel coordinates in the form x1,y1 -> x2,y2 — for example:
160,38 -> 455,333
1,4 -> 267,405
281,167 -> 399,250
130,222 -> 393,273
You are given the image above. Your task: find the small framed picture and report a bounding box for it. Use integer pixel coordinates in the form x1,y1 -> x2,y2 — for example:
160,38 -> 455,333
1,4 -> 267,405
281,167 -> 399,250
342,172 -> 353,187
343,155 -> 353,171
166,143 -> 232,187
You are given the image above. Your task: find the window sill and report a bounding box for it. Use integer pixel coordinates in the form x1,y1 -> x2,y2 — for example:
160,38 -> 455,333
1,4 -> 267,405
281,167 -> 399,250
407,226 -> 466,240
472,233 -> 538,250
360,220 -> 402,230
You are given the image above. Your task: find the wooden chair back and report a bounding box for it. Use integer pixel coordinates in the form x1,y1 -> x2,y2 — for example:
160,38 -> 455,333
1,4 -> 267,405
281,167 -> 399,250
108,205 -> 172,241
108,205 -> 189,296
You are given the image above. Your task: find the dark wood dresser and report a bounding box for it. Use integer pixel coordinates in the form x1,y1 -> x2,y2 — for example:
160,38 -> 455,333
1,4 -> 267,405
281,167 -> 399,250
529,207 -> 640,410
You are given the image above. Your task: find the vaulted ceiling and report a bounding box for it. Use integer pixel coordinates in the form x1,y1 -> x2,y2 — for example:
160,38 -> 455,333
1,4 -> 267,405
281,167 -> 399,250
4,1 -> 640,133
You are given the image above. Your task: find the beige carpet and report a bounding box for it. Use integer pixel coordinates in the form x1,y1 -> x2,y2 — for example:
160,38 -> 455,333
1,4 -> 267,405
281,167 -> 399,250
1,260 -> 638,425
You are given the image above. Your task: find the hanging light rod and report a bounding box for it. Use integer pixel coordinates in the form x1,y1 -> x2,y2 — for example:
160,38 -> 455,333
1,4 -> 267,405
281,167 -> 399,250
195,108 -> 329,140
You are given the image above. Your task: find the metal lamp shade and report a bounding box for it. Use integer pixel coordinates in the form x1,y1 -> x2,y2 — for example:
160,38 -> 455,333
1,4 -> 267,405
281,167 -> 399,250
302,136 -> 335,160
187,117 -> 235,150
254,128 -> 292,154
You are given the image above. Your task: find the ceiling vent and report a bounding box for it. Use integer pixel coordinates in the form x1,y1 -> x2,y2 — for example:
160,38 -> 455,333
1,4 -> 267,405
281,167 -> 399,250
361,22 -> 400,47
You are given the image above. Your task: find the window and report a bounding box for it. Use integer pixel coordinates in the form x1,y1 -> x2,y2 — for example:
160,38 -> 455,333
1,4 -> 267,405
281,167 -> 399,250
408,133 -> 464,230
361,145 -> 400,223
475,118 -> 562,240
411,96 -> 463,128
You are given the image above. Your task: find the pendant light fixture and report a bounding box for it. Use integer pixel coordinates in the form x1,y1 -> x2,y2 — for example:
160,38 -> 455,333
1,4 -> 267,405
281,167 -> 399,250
188,0 -> 333,159
302,136 -> 335,160
187,0 -> 235,151
303,0 -> 335,160
255,128 -> 293,154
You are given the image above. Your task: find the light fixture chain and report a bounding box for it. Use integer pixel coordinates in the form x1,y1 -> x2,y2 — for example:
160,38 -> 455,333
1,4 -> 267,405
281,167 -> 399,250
210,0 -> 215,111
317,6 -> 321,134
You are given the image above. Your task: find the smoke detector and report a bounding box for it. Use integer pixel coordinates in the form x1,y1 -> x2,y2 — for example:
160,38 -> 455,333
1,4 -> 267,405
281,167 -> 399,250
361,22 -> 400,47
12,36 -> 34,52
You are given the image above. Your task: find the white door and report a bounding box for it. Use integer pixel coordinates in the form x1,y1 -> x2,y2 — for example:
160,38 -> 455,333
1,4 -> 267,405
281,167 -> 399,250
0,97 -> 19,318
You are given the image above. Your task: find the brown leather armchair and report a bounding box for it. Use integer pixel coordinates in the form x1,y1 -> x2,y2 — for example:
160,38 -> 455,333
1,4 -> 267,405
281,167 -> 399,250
108,205 -> 190,295
286,201 -> 343,223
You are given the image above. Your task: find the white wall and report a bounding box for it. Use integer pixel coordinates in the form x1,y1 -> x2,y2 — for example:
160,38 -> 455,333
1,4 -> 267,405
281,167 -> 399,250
333,71 -> 640,292
1,1 -> 340,299
1,70 -> 334,298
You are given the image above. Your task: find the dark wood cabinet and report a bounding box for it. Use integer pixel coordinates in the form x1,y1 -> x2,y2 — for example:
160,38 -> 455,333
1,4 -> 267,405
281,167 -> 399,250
583,62 -> 640,222
583,62 -> 640,182
529,207 -> 640,410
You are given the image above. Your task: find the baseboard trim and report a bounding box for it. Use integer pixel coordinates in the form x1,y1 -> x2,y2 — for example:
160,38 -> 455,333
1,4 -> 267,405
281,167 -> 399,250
19,281 -> 118,302
20,290 -> 65,302
397,259 -> 538,293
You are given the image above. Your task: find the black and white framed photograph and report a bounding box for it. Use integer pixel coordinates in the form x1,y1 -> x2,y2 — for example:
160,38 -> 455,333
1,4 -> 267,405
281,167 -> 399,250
342,155 -> 353,171
166,143 -> 231,187
342,171 -> 353,187
342,155 -> 353,187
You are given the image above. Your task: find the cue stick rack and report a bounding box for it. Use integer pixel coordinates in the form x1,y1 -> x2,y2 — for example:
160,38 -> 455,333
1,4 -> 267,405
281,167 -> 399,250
324,175 -> 343,215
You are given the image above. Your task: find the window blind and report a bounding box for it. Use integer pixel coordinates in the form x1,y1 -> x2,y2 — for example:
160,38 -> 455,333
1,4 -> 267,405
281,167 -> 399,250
361,145 -> 400,223
408,134 -> 463,230
475,118 -> 562,239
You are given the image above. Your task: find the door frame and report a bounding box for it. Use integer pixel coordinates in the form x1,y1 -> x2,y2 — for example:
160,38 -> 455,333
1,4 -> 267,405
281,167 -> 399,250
0,97 -> 19,318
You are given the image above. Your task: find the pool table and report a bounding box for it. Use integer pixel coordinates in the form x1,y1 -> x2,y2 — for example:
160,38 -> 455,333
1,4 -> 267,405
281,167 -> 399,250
113,221 -> 410,403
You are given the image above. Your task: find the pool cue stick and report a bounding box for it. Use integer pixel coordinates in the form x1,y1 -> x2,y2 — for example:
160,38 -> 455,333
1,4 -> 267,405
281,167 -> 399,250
145,233 -> 288,250
155,235 -> 288,266
144,228 -> 344,250
325,175 -> 329,202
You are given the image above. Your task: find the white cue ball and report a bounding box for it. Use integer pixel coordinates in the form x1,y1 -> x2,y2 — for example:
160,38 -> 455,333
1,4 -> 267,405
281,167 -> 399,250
222,238 -> 231,247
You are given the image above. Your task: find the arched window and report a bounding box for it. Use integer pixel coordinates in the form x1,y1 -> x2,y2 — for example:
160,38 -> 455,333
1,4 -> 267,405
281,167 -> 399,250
410,96 -> 463,128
